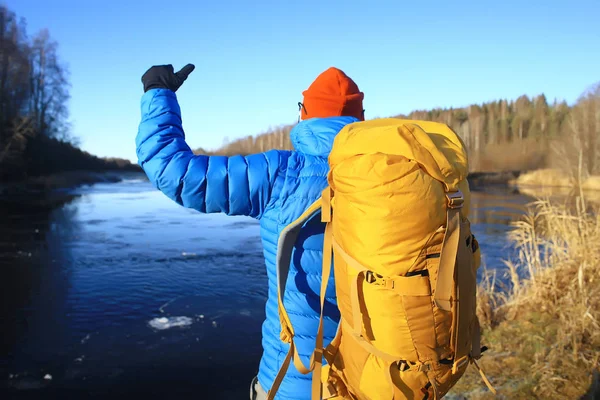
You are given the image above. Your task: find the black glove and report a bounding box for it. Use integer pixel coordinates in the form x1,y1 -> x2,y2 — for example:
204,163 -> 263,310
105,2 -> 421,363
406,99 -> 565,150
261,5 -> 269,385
141,63 -> 195,93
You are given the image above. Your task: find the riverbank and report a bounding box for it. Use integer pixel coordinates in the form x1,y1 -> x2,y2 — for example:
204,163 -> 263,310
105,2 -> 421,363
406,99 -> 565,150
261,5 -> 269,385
510,168 -> 600,191
1,130 -> 145,202
467,171 -> 521,187
0,169 -> 513,196
448,196 -> 600,399
0,170 -> 146,207
0,169 -> 536,212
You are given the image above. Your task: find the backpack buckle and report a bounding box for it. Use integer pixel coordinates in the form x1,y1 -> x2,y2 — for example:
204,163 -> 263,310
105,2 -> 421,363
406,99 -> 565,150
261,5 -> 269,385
446,190 -> 464,209
397,361 -> 430,372
365,270 -> 376,283
398,361 -> 410,372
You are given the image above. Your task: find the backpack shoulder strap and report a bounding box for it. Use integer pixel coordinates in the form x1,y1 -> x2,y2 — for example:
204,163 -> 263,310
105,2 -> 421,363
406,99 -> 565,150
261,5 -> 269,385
267,192 -> 333,400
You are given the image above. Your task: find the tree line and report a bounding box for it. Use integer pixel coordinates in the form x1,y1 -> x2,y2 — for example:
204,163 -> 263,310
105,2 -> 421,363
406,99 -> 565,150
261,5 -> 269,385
0,5 -> 138,182
196,84 -> 599,177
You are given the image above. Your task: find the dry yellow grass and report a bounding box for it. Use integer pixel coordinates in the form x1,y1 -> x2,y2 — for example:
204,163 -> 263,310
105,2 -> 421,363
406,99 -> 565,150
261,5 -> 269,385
511,168 -> 573,187
447,195 -> 600,399
582,176 -> 600,191
513,169 -> 600,191
516,185 -> 600,205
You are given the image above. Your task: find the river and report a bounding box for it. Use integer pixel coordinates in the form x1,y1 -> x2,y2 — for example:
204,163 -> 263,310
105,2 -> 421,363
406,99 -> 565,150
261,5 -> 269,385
0,174 -> 536,399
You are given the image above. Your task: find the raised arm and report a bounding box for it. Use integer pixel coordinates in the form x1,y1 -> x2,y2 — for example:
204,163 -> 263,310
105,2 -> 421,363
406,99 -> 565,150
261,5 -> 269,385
135,64 -> 291,219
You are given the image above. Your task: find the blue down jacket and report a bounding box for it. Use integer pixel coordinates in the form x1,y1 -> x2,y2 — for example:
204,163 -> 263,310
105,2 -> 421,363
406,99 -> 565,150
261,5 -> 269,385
136,88 -> 359,399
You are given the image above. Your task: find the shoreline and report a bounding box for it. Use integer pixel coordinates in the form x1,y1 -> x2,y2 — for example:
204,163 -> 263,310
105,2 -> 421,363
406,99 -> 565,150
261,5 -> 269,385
508,168 -> 600,191
467,170 -> 521,186
0,170 -> 146,207
2,168 -> 596,207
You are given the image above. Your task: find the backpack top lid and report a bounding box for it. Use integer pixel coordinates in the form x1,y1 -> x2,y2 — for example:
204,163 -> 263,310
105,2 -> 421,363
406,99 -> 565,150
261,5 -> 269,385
328,118 -> 469,192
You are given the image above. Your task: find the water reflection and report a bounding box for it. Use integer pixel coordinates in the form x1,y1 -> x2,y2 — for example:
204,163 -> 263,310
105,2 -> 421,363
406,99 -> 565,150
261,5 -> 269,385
469,186 -> 531,225
0,195 -> 79,378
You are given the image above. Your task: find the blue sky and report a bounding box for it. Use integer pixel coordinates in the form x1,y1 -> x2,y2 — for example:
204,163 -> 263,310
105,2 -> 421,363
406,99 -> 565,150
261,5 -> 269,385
6,0 -> 600,162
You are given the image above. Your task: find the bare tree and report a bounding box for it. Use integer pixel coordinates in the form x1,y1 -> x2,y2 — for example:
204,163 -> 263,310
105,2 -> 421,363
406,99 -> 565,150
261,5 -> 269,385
569,83 -> 600,176
28,28 -> 70,139
0,6 -> 30,145
548,83 -> 600,183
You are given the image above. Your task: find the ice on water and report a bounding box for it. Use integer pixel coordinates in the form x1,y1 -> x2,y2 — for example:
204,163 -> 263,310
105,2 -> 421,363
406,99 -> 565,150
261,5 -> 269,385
148,316 -> 193,330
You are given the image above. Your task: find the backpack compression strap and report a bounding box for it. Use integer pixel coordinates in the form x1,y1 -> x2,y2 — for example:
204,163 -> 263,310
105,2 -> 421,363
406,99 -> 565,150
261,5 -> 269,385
434,187 -> 497,394
267,194 -> 333,400
434,188 -> 464,312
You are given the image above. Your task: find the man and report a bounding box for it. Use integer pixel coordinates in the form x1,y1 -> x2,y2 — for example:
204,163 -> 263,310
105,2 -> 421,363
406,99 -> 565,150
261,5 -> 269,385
136,64 -> 365,399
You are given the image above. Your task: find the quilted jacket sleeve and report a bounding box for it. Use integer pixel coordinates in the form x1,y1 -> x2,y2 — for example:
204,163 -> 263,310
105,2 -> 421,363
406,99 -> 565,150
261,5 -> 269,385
135,89 -> 291,219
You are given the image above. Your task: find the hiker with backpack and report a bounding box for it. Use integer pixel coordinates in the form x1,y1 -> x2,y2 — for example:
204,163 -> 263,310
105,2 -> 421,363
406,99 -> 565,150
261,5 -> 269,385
137,64 -> 496,399
136,64 -> 365,399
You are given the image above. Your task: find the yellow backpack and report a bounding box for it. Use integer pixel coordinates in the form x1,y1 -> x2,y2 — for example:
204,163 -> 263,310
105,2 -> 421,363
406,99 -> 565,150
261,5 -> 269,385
267,118 -> 496,399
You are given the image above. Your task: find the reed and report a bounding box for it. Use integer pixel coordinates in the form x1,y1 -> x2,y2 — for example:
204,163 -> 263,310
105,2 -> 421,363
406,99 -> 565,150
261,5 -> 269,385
449,194 -> 600,399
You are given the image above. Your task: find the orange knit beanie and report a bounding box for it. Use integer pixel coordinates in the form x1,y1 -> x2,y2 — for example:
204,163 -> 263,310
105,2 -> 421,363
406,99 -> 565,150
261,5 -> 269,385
300,67 -> 364,121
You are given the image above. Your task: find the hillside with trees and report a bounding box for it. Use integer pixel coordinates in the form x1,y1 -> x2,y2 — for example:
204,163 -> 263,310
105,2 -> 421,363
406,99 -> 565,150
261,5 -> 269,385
196,84 -> 599,178
0,6 -> 139,183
